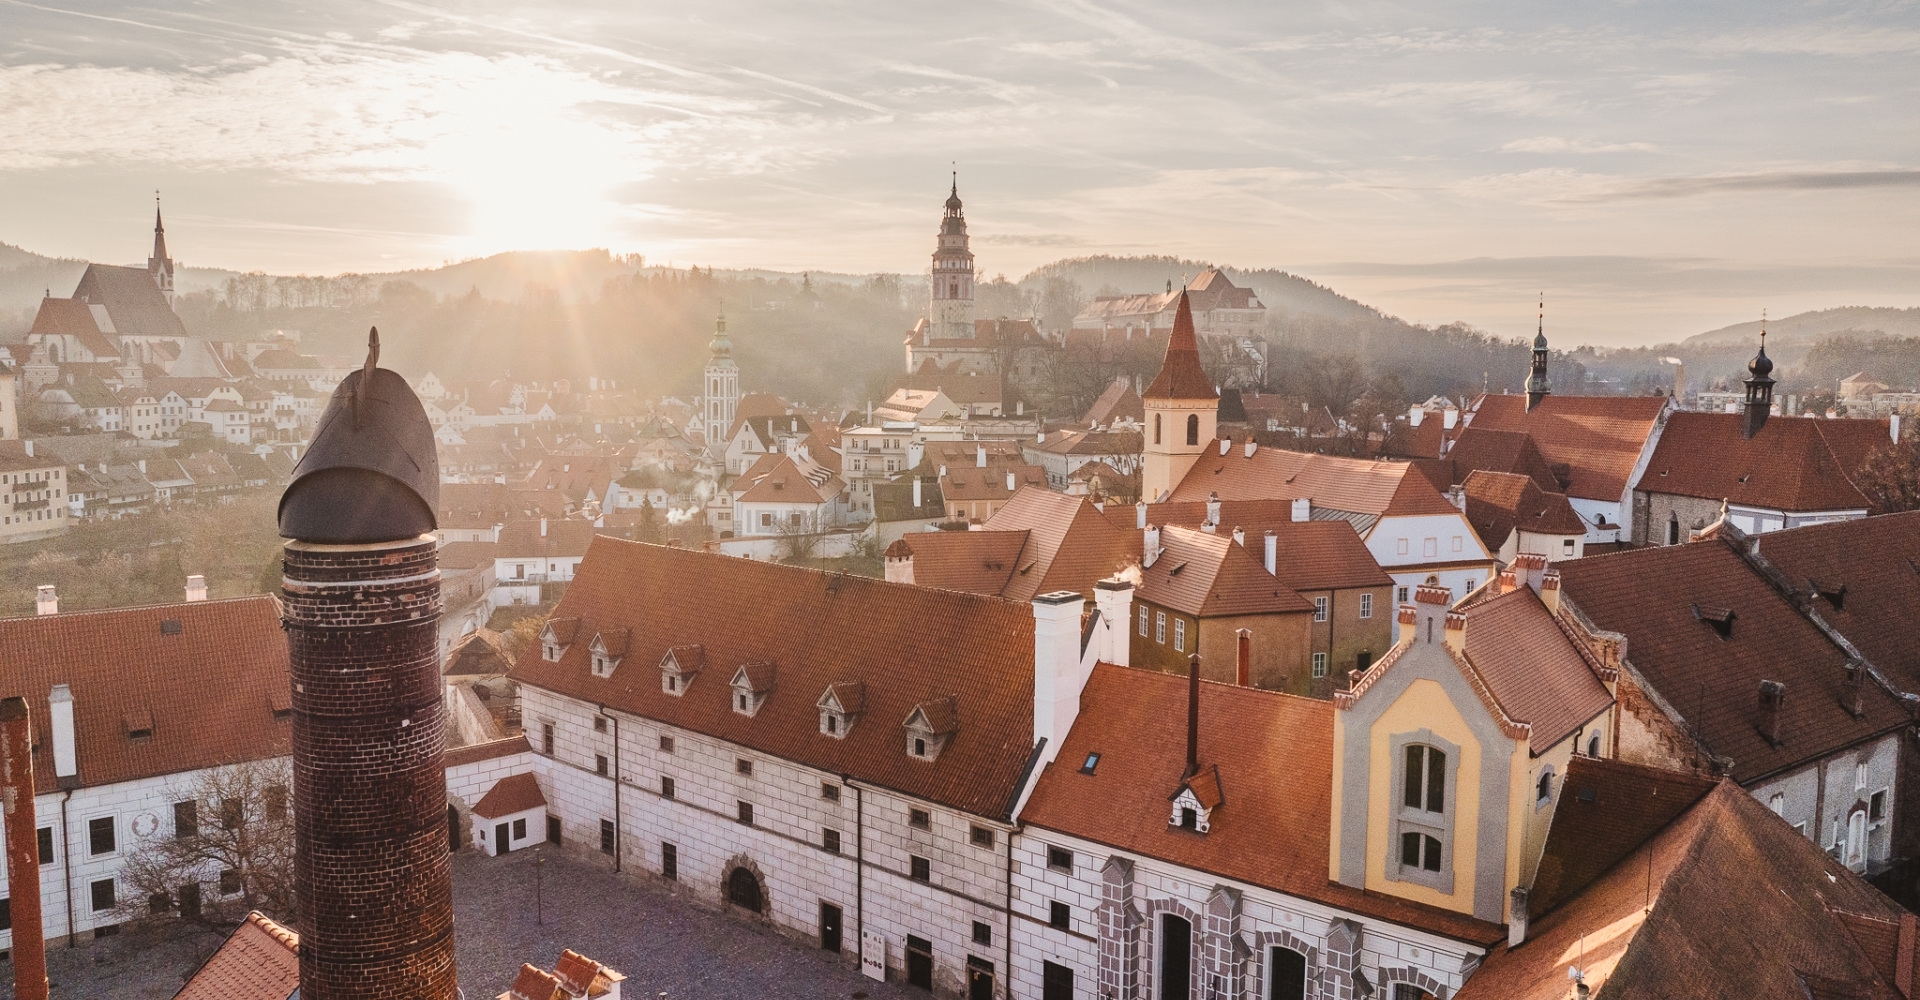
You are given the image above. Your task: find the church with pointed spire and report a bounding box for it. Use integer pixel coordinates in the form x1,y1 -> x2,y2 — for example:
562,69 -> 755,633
1140,291 -> 1219,502
148,198 -> 175,306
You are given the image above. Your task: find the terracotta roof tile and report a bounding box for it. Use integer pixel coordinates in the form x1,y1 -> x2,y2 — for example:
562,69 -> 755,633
1105,500 -> 1392,592
1169,445 -> 1459,518
892,530 -> 1028,595
175,910 -> 299,1000
1082,379 -> 1144,426
1460,587 -> 1613,750
1639,412 -> 1885,512
1752,512 -> 1920,694
444,734 -> 533,769
473,772 -> 548,819
939,464 -> 1046,502
1140,524 -> 1314,616
1022,664 -> 1504,945
1463,393 -> 1668,502
1142,293 -> 1216,400
497,518 -> 597,559
1528,755 -> 1719,914
1460,470 -> 1587,551
1441,427 -> 1562,494
0,596 -> 290,790
506,963 -> 565,1000
509,539 -> 1045,819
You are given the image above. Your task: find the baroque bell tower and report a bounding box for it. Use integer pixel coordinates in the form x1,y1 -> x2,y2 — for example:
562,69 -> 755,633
929,174 -> 976,340
704,310 -> 740,455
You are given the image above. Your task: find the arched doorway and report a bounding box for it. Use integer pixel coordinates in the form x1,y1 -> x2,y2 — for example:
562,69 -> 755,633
727,866 -> 764,913
1160,913 -> 1192,1000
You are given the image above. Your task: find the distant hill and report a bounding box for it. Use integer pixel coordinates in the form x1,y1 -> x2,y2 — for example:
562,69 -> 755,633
1018,254 -> 1388,324
1682,307 -> 1920,348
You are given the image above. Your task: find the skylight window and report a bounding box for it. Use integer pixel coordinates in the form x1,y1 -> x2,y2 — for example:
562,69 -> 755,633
1080,752 -> 1101,774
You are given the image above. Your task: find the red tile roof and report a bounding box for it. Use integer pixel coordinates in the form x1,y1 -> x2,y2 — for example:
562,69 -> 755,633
980,488 -> 1140,601
1459,469 -> 1587,551
1460,766 -> 1912,1000
1441,428 -> 1561,494
1462,393 -> 1668,502
1557,536 -> 1909,782
445,734 -> 534,769
734,452 -> 844,506
496,518 -> 597,560
1142,292 -> 1216,400
1458,587 -> 1613,750
1105,500 -> 1391,591
473,772 -> 547,819
0,596 -> 290,790
1082,378 -> 1144,426
507,963 -> 565,1000
1021,664 -> 1504,945
891,530 -> 1029,595
1638,412 -> 1887,512
175,910 -> 299,1000
509,538 -> 1047,820
1168,445 -> 1459,518
1527,756 -> 1718,914
28,296 -> 122,360
1751,511 -> 1920,695
938,464 -> 1046,502
1141,524 -> 1314,616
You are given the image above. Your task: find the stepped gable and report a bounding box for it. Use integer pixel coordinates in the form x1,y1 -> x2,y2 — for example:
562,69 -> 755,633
1020,663 -> 1504,945
1142,292 -> 1216,400
1463,394 -> 1667,502
0,596 -> 291,791
509,538 -> 1044,820
1461,765 -> 1916,999
1640,412 -> 1887,512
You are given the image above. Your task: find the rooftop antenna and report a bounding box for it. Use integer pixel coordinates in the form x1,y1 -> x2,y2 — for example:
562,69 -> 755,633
352,326 -> 380,430
1538,292 -> 1544,338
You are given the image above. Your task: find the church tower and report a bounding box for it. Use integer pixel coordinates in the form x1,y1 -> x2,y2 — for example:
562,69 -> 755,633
1742,321 -> 1775,440
929,175 -> 975,341
148,198 -> 175,307
1525,295 -> 1550,411
1141,291 -> 1218,502
704,310 -> 740,455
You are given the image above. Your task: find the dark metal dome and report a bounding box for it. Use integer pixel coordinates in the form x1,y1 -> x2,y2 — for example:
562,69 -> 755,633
1748,343 -> 1774,379
279,331 -> 439,543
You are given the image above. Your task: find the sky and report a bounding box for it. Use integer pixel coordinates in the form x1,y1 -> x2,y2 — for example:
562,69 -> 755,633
2,0 -> 1918,346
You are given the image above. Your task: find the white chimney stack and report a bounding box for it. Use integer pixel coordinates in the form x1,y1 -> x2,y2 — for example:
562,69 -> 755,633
1206,492 -> 1221,528
1006,471 -> 1016,492
1037,431 -> 1045,444
22,440 -> 32,458
1232,526 -> 1245,547
912,477 -> 923,508
1136,503 -> 1148,530
977,444 -> 987,468
1892,414 -> 1902,443
35,585 -> 57,616
1143,525 -> 1162,568
1291,498 -> 1310,523
1443,406 -> 1459,430
1244,438 -> 1256,458
1264,531 -> 1277,575
1092,577 -> 1134,668
1218,437 -> 1230,456
1408,405 -> 1424,428
49,684 -> 76,781
1031,591 -> 1089,769
540,517 -> 548,537
185,575 -> 207,602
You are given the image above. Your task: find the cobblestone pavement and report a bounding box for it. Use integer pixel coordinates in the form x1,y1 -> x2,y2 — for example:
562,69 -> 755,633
1,845 -> 922,999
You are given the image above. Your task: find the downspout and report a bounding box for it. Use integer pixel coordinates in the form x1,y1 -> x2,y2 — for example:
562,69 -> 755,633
60,790 -> 74,948
1004,824 -> 1015,998
852,777 -> 865,974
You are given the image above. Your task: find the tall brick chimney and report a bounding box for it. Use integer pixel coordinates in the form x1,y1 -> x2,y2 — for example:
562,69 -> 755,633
1,697 -> 48,1000
277,328 -> 456,1000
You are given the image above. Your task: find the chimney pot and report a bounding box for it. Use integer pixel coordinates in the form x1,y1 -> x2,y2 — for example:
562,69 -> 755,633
1291,497 -> 1310,522
1509,886 -> 1530,949
185,574 -> 207,602
35,585 -> 57,616
1263,531 -> 1277,576
1759,679 -> 1787,746
1844,661 -> 1866,719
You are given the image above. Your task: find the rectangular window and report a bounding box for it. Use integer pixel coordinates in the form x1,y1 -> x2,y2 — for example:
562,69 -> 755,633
1563,538 -> 1575,555
1397,586 -> 1409,603
37,826 -> 53,865
661,776 -> 675,799
1155,611 -> 1166,643
909,808 -> 931,830
1049,900 -> 1071,929
1048,846 -> 1074,871
1423,538 -> 1437,558
822,782 -> 841,801
1312,652 -> 1328,678
1856,763 -> 1868,791
513,818 -> 527,839
1396,538 -> 1409,556
1173,618 -> 1186,651
593,716 -> 608,733
823,828 -> 841,854
600,819 -> 615,854
541,722 -> 555,754
174,801 -> 198,839
1872,790 -> 1888,822
910,855 -> 931,882
738,801 -> 754,825
91,878 -> 115,913
1138,606 -> 1148,636
970,825 -> 995,848
1452,535 -> 1463,552
658,734 -> 674,753
662,842 -> 678,880
1314,597 -> 1329,622
265,786 -> 287,822
973,920 -> 992,946
1404,745 -> 1446,813
736,758 -> 754,776
1359,594 -> 1373,619
89,817 -> 115,856
595,754 -> 609,776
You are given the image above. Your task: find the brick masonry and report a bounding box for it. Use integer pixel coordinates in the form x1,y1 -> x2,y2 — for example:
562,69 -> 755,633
282,537 -> 457,1000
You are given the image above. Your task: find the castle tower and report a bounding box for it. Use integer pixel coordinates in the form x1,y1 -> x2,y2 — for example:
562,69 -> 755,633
1141,291 -> 1218,502
1742,322 -> 1775,440
704,310 -> 739,455
1525,295 -> 1550,411
277,329 -> 455,1000
929,175 -> 975,341
148,198 -> 175,307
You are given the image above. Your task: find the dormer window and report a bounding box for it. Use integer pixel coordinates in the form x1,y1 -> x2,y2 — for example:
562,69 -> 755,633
660,644 -> 704,697
1167,765 -> 1221,834
903,696 -> 958,762
730,662 -> 776,718
817,682 -> 864,740
588,629 -> 629,679
540,617 -> 580,663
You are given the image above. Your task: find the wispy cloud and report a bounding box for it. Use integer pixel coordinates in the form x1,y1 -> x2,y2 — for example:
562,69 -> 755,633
1572,169 -> 1920,201
1501,136 -> 1657,154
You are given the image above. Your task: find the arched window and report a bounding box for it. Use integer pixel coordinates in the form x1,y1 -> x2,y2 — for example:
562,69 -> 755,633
1154,413 -> 1162,445
1269,947 -> 1307,1000
1536,767 -> 1555,806
1185,413 -> 1199,446
727,866 -> 764,913
1395,742 -> 1450,883
1666,515 -> 1680,546
1588,731 -> 1602,757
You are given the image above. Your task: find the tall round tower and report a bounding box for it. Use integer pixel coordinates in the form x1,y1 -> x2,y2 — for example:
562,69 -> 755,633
704,310 -> 739,455
929,175 -> 976,340
277,329 -> 454,1000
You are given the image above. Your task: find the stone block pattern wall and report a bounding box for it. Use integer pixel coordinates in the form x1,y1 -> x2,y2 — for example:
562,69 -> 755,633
283,538 -> 457,1000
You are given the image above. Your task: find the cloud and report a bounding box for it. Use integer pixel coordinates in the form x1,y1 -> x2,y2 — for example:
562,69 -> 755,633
1573,169 -> 1920,201
1501,136 -> 1657,154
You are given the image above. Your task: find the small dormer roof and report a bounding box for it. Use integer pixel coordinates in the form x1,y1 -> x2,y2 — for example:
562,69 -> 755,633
590,629 -> 630,658
1172,764 -> 1224,810
731,661 -> 777,693
818,681 -> 865,714
662,643 -> 704,672
542,617 -> 580,644
905,696 -> 958,736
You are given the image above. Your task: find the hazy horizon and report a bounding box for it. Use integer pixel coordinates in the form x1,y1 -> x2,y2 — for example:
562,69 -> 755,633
4,0 -> 1919,347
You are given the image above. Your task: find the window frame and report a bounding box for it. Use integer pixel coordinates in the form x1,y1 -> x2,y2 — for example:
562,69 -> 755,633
1047,846 -> 1074,872
1173,618 -> 1186,652
1387,730 -> 1458,892
1155,611 -> 1166,643
1313,596 -> 1329,622
1311,652 -> 1328,678
1359,593 -> 1372,619
88,816 -> 116,857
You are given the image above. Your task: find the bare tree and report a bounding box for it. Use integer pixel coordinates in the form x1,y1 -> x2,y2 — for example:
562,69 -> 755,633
114,758 -> 296,930
1856,432 -> 1920,513
773,510 -> 824,565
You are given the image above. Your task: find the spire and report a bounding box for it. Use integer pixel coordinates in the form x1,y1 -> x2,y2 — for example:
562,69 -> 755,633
1526,293 -> 1551,411
1741,309 -> 1776,439
708,308 -> 734,361
148,191 -> 175,305
1143,292 -> 1216,400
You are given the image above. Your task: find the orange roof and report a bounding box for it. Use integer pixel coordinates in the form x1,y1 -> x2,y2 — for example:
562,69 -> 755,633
1021,664 -> 1504,945
497,518 -> 597,559
1459,469 -> 1587,551
0,596 -> 290,790
506,963 -> 565,1000
1638,412 -> 1886,512
1168,444 -> 1458,519
980,488 -> 1140,601
1140,525 -> 1314,617
509,538 -> 1047,819
473,772 -> 548,819
1141,292 -> 1216,401
735,453 -> 843,506
891,530 -> 1029,595
1106,500 -> 1391,592
939,464 -> 1046,502
445,734 -> 533,769
1461,393 -> 1667,501
1458,586 -> 1612,750
174,910 -> 299,1000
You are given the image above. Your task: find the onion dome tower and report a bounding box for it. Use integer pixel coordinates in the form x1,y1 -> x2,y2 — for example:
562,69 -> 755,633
1525,295 -> 1551,411
1141,291 -> 1218,502
277,328 -> 455,1000
1742,318 -> 1776,440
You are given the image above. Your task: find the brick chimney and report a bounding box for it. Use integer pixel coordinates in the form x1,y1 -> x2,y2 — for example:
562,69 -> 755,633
184,574 -> 207,602
277,330 -> 456,999
1442,609 -> 1467,654
1235,629 -> 1250,687
2,697 -> 48,1000
1413,584 -> 1452,645
1185,653 -> 1201,778
1540,568 -> 1562,613
34,585 -> 56,616
1843,661 -> 1866,719
1758,680 -> 1786,747
1513,552 -> 1548,594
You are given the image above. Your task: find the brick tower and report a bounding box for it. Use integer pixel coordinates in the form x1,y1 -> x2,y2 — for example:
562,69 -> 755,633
278,329 -> 454,1000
